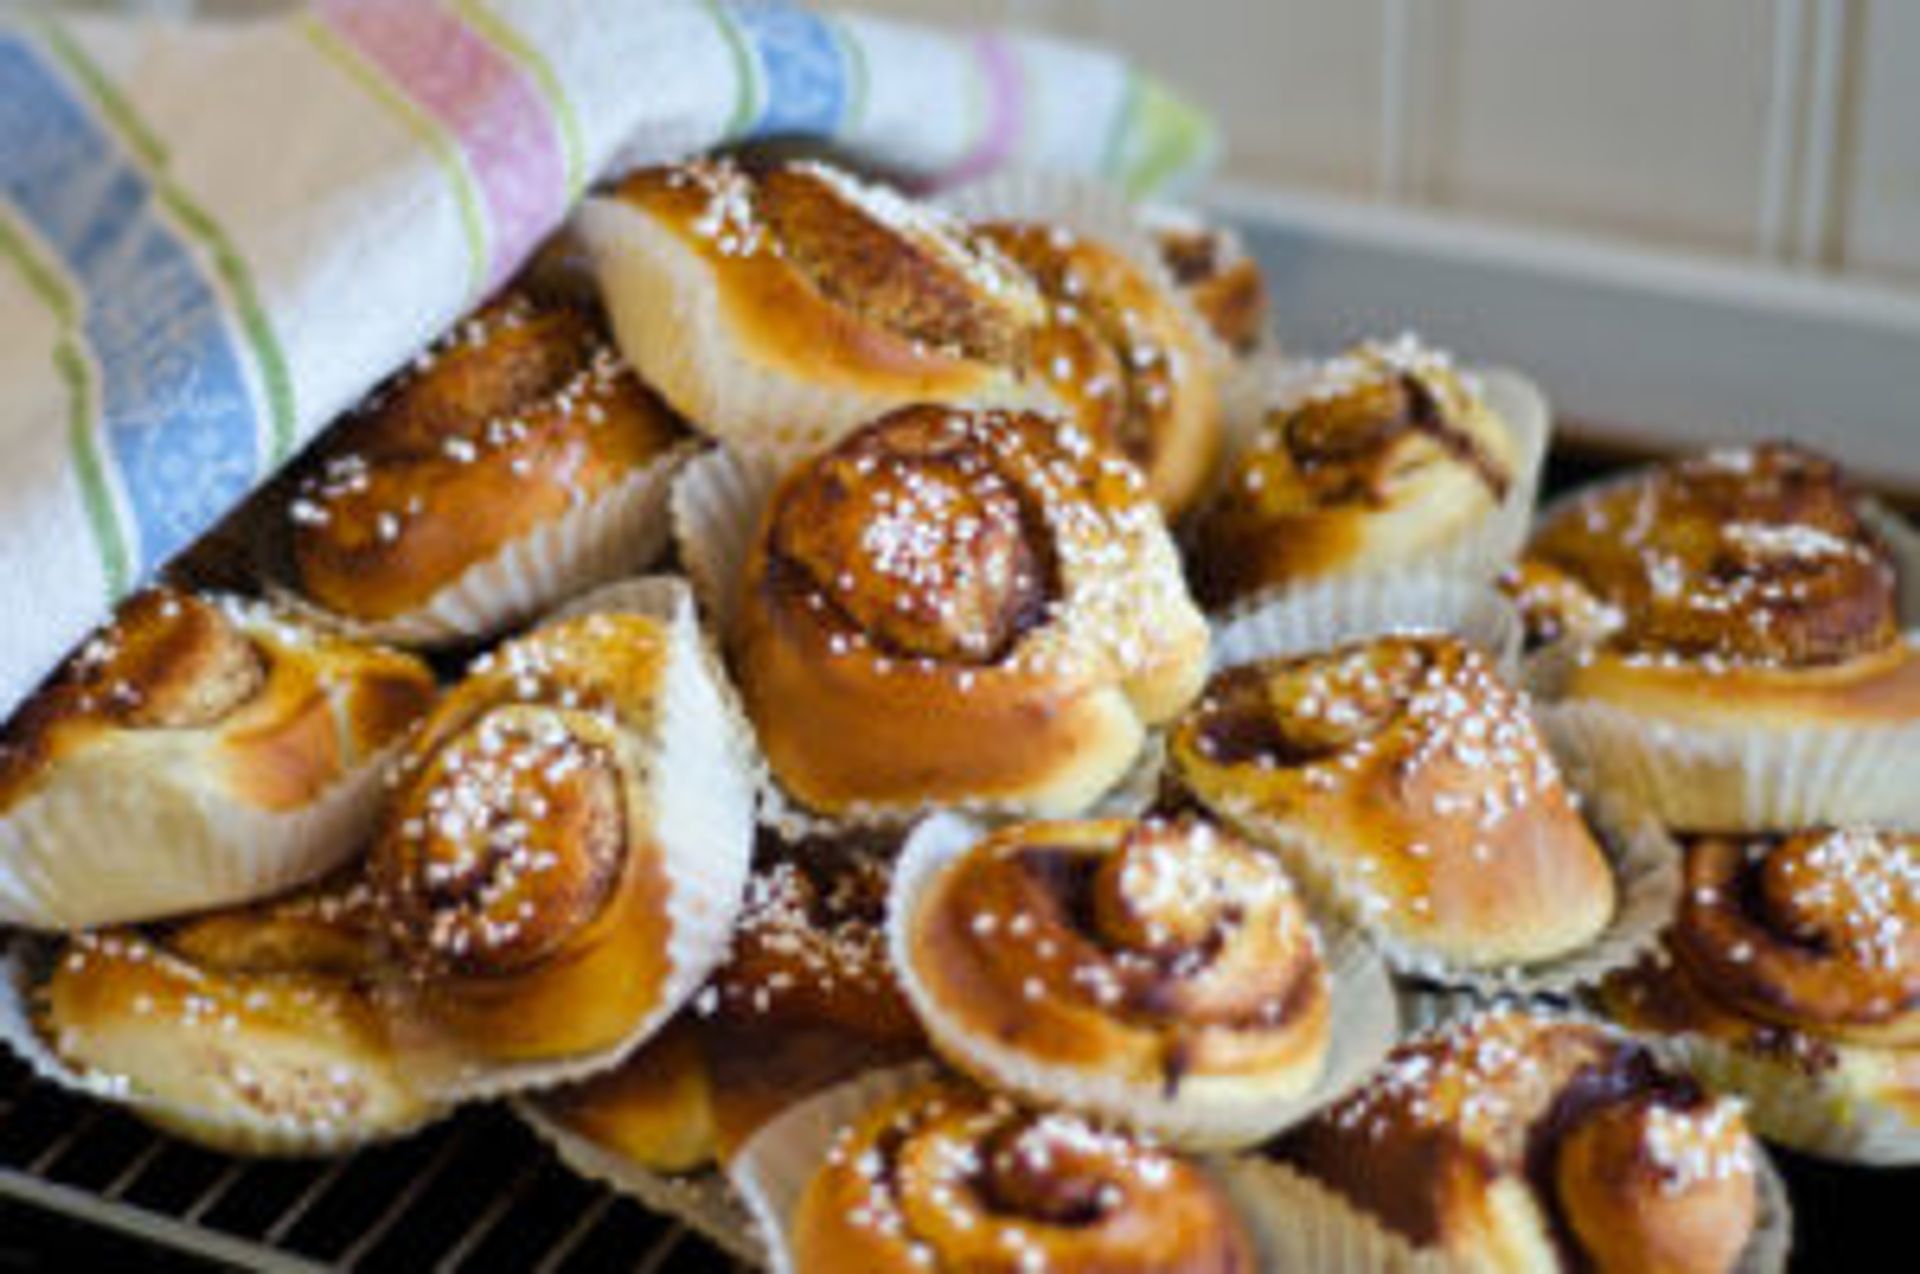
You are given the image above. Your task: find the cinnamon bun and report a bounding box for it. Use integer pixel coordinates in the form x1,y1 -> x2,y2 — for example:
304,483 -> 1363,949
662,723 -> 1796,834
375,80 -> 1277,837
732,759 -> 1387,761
1167,632 -> 1617,971
735,403 -> 1209,817
285,289 -> 687,642
1600,826 -> 1920,1158
0,588 -> 434,929
581,159 -> 1049,462
894,814 -> 1341,1147
1189,336 -> 1525,610
369,590 -> 753,1093
785,1077 -> 1255,1274
1269,1010 -> 1764,1274
977,220 -> 1222,516
1527,443 -> 1920,827
28,874 -> 438,1153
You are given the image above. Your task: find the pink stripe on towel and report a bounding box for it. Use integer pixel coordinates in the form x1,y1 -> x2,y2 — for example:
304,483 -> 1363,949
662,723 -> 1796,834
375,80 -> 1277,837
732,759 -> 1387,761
940,33 -> 1025,187
316,0 -> 567,289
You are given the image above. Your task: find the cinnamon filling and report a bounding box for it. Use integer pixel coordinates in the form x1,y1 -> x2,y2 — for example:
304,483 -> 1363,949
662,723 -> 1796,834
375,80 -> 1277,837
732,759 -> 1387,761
1284,372 -> 1509,506
1191,648 -> 1422,769
379,713 -> 624,978
976,1119 -> 1117,1227
756,164 -> 1031,364
1530,442 -> 1901,666
1676,831 -> 1920,1033
1004,839 -> 1312,1039
767,409 -> 1061,665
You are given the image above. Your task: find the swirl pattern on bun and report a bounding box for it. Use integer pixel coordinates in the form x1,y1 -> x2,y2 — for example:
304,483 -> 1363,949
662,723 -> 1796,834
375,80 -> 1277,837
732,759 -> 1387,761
736,403 -> 1209,817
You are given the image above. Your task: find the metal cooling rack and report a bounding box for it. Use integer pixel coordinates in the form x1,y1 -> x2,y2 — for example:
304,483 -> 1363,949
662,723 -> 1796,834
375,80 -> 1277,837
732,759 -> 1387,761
0,1054 -> 745,1271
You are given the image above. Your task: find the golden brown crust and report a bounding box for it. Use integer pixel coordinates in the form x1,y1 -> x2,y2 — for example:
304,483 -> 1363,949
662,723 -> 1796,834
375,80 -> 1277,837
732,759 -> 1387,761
1168,634 -> 1614,967
1561,637 -> 1920,729
534,1017 -> 718,1173
1275,1011 -> 1759,1274
1669,829 -> 1920,1046
906,816 -> 1329,1098
370,612 -> 676,1064
1190,338 -> 1514,608
737,404 -> 1209,816
37,876 -> 434,1150
1555,1096 -> 1759,1274
1529,442 -> 1900,668
790,1079 -> 1256,1274
287,291 -> 683,622
980,221 -> 1222,516
0,588 -> 435,815
537,829 -> 924,1168
608,160 -> 1044,396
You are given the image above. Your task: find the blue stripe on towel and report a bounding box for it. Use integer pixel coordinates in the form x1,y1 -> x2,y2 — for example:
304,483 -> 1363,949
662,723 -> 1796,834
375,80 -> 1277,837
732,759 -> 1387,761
0,33 -> 260,579
730,3 -> 850,140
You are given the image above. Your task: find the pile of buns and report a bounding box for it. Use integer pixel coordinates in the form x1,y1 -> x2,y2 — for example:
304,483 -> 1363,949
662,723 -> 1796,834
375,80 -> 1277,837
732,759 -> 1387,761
3,153 -> 1915,1273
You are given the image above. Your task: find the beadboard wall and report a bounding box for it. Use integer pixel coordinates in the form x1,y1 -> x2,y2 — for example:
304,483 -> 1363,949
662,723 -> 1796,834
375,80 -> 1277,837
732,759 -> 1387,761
863,0 -> 1920,296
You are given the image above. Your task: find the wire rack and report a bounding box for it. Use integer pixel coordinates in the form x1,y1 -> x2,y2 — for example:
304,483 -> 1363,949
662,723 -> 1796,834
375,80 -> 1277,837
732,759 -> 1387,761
0,1053 -> 746,1271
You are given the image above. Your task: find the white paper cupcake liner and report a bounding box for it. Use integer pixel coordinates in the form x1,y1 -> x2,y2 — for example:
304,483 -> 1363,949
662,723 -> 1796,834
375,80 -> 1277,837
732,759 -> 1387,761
1227,782 -> 1681,998
0,937 -> 446,1157
672,445 -> 1176,837
1540,675 -> 1920,831
1213,1125 -> 1792,1274
513,1099 -> 765,1268
887,813 -> 1399,1149
1623,1024 -> 1920,1167
1210,574 -> 1523,682
395,577 -> 758,1103
0,731 -> 405,932
579,194 -> 1045,473
1196,360 -> 1551,612
670,444 -> 784,638
274,440 -> 695,648
729,1061 -> 944,1274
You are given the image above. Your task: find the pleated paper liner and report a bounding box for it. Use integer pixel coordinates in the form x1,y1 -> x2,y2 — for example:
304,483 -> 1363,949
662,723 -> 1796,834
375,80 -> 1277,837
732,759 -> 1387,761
0,735 -> 400,933
1194,356 -> 1553,610
0,936 -> 448,1157
384,576 -> 758,1104
888,813 -> 1400,1150
670,443 -> 1183,840
513,1100 -> 765,1268
1540,680 -> 1920,832
1212,1124 -> 1793,1274
728,1061 -> 945,1274
1520,484 -> 1920,830
0,595 -> 418,931
1209,574 -> 1524,681
267,440 -> 696,649
577,192 -> 1050,476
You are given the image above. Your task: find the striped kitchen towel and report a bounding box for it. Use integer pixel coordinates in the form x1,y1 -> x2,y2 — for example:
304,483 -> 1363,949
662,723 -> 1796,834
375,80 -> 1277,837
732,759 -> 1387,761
0,0 -> 1216,717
